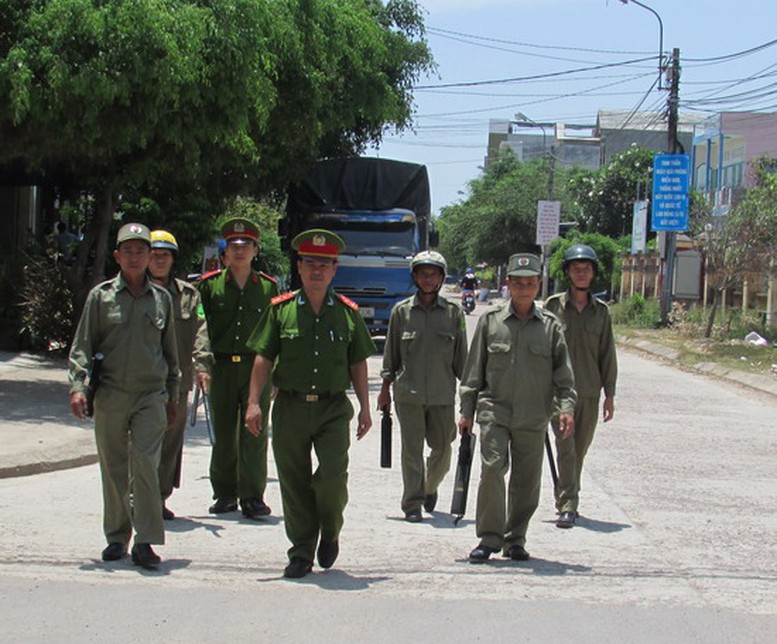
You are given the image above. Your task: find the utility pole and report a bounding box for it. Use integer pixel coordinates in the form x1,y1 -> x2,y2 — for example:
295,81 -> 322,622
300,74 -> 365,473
660,47 -> 681,324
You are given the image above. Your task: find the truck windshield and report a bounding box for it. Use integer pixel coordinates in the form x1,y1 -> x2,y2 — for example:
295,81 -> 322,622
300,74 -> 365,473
333,229 -> 415,257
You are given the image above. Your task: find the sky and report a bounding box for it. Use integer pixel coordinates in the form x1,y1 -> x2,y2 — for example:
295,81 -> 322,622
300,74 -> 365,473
370,0 -> 777,214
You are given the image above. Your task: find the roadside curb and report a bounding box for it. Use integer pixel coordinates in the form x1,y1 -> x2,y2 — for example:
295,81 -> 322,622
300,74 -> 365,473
616,336 -> 777,400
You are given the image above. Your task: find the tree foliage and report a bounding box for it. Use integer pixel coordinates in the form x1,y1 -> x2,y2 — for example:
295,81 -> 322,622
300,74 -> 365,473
437,151 -> 578,273
1,0 -> 434,311
547,231 -> 622,296
567,144 -> 654,238
688,156 -> 777,337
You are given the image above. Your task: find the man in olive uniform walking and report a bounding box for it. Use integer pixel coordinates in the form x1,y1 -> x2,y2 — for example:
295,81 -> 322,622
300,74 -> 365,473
377,250 -> 468,522
198,218 -> 278,519
459,253 -> 576,563
545,244 -> 617,528
68,223 -> 180,569
245,229 -> 375,579
148,230 -> 213,520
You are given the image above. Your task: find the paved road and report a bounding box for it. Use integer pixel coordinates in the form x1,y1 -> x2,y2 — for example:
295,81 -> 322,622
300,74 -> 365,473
0,302 -> 775,642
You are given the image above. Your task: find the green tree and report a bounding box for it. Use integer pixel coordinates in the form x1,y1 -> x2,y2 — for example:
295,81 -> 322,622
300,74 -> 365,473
547,232 -> 622,297
689,157 -> 777,337
568,144 -> 654,237
1,0 -> 433,311
437,151 -> 577,272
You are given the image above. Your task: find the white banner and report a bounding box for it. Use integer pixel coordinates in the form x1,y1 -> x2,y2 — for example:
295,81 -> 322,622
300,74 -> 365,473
631,201 -> 648,254
536,200 -> 561,246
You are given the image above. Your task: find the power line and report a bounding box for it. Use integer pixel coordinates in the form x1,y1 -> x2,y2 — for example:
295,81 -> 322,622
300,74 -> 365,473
414,56 -> 656,90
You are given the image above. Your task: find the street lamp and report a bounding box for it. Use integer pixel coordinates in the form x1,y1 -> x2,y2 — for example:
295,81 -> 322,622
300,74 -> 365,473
619,0 -> 665,90
513,112 -> 547,153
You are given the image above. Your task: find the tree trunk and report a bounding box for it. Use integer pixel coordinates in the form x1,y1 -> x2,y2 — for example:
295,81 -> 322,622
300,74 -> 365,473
704,288 -> 719,339
68,184 -> 116,319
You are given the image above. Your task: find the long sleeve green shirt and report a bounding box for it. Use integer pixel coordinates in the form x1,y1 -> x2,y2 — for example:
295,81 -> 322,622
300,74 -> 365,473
459,301 -> 576,429
247,289 -> 376,394
165,277 -> 213,393
380,293 -> 468,406
197,268 -> 278,356
544,291 -> 618,398
68,274 -> 180,399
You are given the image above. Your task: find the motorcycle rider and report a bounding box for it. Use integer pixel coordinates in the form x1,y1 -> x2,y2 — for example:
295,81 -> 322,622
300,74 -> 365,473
460,268 -> 479,292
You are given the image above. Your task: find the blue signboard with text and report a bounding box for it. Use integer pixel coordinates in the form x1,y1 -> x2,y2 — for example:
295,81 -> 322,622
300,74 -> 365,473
651,154 -> 690,232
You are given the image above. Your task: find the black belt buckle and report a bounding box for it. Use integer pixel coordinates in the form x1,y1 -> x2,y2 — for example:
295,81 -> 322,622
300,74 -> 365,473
231,355 -> 242,363
304,393 -> 319,402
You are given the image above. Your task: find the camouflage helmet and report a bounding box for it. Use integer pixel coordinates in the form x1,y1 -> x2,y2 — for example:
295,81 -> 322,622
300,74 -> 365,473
410,250 -> 447,276
563,244 -> 598,270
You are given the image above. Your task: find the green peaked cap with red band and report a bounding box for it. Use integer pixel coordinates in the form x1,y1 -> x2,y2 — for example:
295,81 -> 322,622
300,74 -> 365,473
291,228 -> 345,259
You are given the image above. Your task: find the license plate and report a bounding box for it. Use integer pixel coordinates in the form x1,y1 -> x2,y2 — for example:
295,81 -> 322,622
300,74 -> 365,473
360,307 -> 375,318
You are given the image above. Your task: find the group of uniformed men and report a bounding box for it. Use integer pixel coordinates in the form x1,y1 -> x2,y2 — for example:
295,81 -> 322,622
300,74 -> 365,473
68,218 -> 616,578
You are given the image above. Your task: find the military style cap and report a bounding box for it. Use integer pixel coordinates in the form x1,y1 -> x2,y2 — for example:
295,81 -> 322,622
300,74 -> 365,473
507,253 -> 541,277
221,217 -> 259,244
292,228 -> 345,259
116,223 -> 151,247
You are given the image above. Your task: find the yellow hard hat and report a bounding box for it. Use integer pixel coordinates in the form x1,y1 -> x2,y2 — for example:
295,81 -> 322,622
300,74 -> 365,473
150,230 -> 178,252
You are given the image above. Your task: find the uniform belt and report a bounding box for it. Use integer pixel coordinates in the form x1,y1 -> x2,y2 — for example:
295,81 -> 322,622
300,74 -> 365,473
215,353 -> 255,363
280,389 -> 340,403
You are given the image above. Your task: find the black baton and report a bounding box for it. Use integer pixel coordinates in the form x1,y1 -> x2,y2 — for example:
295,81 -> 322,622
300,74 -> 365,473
85,352 -> 104,418
380,405 -> 392,468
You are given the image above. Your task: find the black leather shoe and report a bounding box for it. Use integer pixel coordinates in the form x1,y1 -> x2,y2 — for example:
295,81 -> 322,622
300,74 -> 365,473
556,511 -> 576,529
162,505 -> 175,521
423,492 -> 438,513
283,557 -> 313,579
468,544 -> 499,563
504,544 -> 530,561
101,542 -> 127,561
404,508 -> 423,523
131,543 -> 161,569
240,497 -> 272,520
209,498 -> 238,514
317,539 -> 339,569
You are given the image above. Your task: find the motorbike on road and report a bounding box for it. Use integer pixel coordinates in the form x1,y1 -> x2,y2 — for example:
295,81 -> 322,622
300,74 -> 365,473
461,289 -> 476,314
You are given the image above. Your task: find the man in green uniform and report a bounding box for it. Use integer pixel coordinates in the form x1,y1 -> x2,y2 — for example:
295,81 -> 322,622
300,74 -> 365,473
148,230 -> 213,520
459,253 -> 576,563
68,223 -> 180,569
377,250 -> 468,522
197,218 -> 278,519
245,229 -> 375,579
545,244 -> 617,528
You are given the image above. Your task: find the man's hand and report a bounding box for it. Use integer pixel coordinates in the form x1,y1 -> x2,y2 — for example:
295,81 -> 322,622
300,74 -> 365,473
196,371 -> 211,394
70,392 -> 87,420
356,408 -> 372,440
166,398 -> 178,429
245,402 -> 263,437
376,387 -> 391,412
458,416 -> 474,436
557,412 -> 574,439
603,396 -> 615,423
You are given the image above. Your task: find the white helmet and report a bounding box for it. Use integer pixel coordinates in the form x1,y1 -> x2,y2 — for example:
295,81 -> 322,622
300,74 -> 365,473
410,250 -> 447,276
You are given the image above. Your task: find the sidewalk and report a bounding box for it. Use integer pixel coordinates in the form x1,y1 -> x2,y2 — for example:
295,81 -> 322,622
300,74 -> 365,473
1,339 -> 776,479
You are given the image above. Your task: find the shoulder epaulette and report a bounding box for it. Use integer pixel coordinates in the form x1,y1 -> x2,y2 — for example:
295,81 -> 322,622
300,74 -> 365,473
199,269 -> 221,281
271,291 -> 296,306
336,293 -> 359,311
259,271 -> 278,284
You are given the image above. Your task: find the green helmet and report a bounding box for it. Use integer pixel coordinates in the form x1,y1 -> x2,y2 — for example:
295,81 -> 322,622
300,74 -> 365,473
563,244 -> 598,270
410,250 -> 447,276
